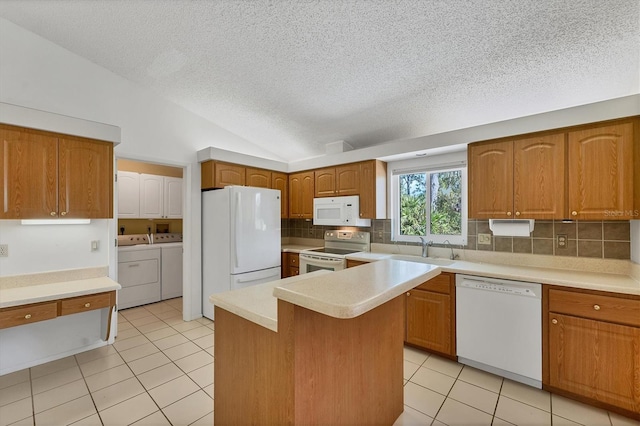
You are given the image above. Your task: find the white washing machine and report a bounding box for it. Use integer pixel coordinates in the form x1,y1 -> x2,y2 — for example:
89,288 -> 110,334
117,234 -> 161,309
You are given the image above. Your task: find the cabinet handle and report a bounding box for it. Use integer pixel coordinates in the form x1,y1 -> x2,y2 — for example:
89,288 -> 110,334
60,211 -> 67,216
551,318 -> 558,324
506,211 -> 512,217
571,211 -> 577,216
24,314 -> 32,319
406,292 -> 410,297
128,263 -> 140,267
593,304 -> 601,311
515,211 -> 521,217
50,212 -> 56,216
84,303 -> 91,308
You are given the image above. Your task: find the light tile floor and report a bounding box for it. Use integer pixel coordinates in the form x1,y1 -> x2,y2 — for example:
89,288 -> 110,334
1,298 -> 637,426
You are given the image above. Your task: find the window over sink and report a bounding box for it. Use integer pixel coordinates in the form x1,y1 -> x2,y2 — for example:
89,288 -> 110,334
391,163 -> 467,246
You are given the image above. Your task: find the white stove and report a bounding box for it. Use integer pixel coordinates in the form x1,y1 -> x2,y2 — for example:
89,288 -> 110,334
299,230 -> 370,274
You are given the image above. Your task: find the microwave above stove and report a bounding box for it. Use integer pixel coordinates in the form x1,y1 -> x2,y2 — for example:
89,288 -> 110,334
313,196 -> 371,227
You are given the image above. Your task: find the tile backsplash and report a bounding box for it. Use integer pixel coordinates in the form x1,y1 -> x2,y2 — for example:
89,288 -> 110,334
282,219 -> 631,260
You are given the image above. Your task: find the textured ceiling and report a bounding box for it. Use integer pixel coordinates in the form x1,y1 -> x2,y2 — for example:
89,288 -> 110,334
0,0 -> 638,162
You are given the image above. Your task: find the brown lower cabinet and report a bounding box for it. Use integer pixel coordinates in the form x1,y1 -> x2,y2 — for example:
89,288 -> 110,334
405,272 -> 456,359
281,252 -> 299,278
544,286 -> 640,419
0,291 -> 117,340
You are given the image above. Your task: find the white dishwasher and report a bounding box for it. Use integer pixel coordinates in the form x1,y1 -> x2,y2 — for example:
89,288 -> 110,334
456,274 -> 542,388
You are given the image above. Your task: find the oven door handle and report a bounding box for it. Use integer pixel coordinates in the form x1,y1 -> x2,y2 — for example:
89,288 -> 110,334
300,254 -> 344,264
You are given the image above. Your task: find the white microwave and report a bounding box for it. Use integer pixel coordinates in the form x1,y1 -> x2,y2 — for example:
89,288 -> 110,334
312,196 -> 371,227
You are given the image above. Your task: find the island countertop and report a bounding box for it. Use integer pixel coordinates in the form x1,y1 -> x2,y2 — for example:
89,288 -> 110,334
209,260 -> 440,331
209,270 -> 332,332
273,259 -> 440,319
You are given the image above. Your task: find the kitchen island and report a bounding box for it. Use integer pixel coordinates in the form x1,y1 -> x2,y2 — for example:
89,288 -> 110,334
210,259 -> 440,425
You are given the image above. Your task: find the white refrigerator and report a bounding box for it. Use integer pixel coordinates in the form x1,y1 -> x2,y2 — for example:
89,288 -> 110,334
202,186 -> 281,319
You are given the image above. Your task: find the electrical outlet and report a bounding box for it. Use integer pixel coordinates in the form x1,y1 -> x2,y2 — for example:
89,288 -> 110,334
0,244 -> 8,257
478,233 -> 492,245
557,234 -> 568,249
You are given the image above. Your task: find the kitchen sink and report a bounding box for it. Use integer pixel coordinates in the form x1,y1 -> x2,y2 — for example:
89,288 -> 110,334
389,254 -> 455,266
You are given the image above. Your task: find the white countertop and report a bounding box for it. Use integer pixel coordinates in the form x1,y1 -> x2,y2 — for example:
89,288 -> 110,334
345,253 -> 640,296
273,260 -> 440,319
281,244 -> 323,253
209,270 -> 332,332
0,276 -> 121,309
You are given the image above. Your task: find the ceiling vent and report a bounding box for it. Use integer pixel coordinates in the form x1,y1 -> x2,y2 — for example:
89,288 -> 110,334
325,140 -> 353,155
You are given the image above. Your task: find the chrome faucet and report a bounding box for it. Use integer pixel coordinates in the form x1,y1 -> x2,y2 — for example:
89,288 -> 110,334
419,237 -> 433,257
442,239 -> 459,260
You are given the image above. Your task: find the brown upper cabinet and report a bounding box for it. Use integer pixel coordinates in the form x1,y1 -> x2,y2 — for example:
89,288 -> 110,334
289,171 -> 314,219
469,117 -> 639,221
314,160 -> 387,219
314,164 -> 360,197
246,167 -> 271,189
469,134 -> 565,219
214,162 -> 246,188
567,122 -> 635,220
359,160 -> 387,219
271,172 -> 288,218
201,158 -> 387,220
0,124 -> 113,219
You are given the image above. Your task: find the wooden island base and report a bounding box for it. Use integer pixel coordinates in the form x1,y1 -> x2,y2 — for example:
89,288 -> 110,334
214,296 -> 404,425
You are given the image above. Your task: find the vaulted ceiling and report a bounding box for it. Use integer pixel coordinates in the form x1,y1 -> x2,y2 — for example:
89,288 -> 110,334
1,0 -> 638,162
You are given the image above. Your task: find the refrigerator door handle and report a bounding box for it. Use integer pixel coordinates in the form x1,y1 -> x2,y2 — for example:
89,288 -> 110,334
234,191 -> 241,268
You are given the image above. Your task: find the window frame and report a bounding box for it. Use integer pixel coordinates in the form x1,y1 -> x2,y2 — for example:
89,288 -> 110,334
391,165 -> 468,245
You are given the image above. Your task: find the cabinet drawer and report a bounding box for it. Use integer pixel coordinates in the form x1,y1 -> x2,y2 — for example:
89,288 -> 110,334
549,289 -> 640,327
288,254 -> 299,267
415,273 -> 452,294
60,292 -> 112,316
0,302 -> 58,329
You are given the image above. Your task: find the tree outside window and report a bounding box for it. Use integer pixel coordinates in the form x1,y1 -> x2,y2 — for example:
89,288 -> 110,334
396,168 -> 466,244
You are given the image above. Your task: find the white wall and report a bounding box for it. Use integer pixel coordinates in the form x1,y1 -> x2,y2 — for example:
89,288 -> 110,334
0,18 -> 279,319
0,220 -> 111,276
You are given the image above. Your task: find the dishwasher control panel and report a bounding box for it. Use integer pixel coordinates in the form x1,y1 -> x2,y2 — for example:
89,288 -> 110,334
456,275 -> 541,298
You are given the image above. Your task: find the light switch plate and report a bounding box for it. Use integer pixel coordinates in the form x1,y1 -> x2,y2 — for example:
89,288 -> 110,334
0,244 -> 8,257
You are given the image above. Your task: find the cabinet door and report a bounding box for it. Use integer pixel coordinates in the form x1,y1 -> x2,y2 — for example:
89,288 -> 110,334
314,167 -> 336,197
548,313 -> 640,413
58,138 -> 113,218
468,141 -> 514,219
335,165 -> 359,196
0,126 -> 58,219
201,160 -> 215,190
289,173 -> 302,218
246,167 -> 271,188
289,172 -> 314,218
117,171 -> 140,218
272,172 -> 288,218
300,172 -> 315,219
513,134 -> 565,219
139,174 -> 164,218
163,177 -> 183,219
359,160 -> 387,219
568,122 -> 634,220
406,289 -> 452,355
215,162 -> 245,188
